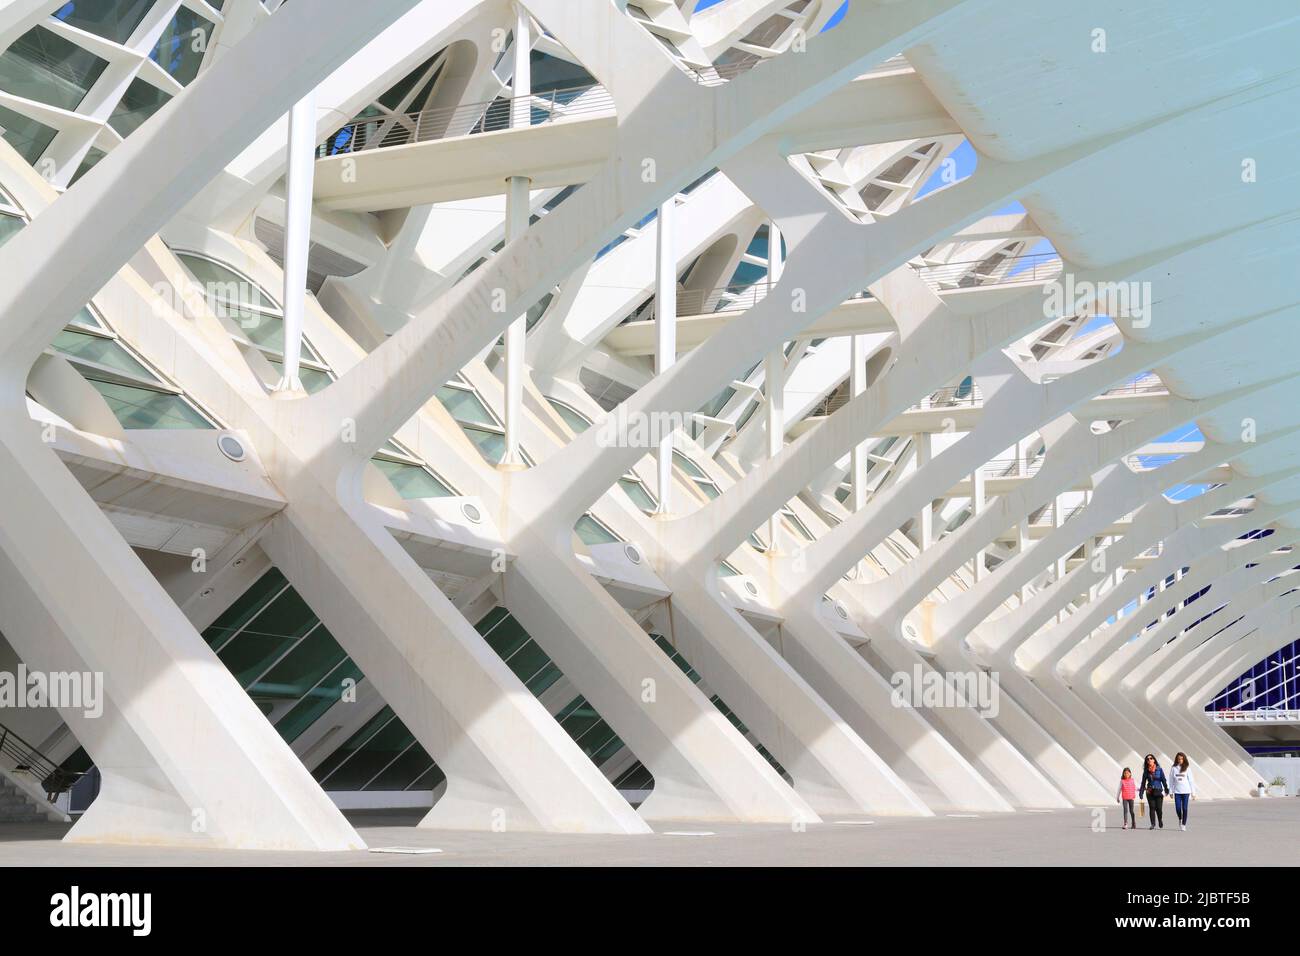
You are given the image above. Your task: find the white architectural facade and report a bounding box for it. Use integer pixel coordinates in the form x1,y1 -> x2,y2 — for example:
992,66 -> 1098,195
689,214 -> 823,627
0,0 -> 1295,849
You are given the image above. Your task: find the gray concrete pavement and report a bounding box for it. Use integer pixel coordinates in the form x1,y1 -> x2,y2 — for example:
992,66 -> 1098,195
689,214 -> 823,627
0,798 -> 1295,866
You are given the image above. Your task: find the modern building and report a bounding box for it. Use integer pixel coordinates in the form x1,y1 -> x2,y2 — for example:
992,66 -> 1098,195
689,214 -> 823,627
0,0 -> 1297,851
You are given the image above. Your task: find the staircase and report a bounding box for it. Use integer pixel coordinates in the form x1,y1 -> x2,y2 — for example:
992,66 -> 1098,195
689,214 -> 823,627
0,773 -> 48,823
0,721 -> 77,823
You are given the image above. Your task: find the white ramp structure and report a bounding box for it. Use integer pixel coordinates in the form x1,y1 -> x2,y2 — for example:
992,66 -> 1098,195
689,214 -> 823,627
0,0 -> 1296,848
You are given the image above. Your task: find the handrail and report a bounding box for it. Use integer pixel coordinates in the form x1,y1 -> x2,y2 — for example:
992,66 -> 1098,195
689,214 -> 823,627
652,253 -> 1063,320
317,83 -> 614,157
0,722 -> 80,796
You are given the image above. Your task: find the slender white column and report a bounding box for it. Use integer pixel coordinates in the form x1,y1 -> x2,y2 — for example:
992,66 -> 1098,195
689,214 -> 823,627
971,464 -> 986,581
655,197 -> 677,513
850,334 -> 869,512
764,222 -> 785,544
502,3 -> 532,466
275,91 -> 316,394
915,433 -> 932,550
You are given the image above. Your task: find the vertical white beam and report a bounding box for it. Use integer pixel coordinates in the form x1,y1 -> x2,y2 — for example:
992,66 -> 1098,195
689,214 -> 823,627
915,432 -> 932,550
275,90 -> 315,394
502,4 -> 532,465
971,464 -> 986,581
765,221 -> 784,545
850,334 -> 869,512
655,197 -> 676,513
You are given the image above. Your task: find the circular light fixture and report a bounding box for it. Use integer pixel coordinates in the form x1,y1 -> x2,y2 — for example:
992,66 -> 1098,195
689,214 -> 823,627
461,502 -> 483,524
199,588 -> 214,598
744,581 -> 759,596
903,622 -> 919,640
835,602 -> 849,620
624,543 -> 642,565
217,434 -> 247,462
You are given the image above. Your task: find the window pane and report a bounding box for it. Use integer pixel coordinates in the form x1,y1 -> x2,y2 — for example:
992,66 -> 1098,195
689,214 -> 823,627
548,399 -> 591,433
275,658 -> 364,744
462,425 -> 505,463
437,385 -> 496,426
0,26 -> 108,111
109,78 -> 171,137
151,7 -> 215,85
70,145 -> 106,185
176,254 -> 279,310
371,457 -> 454,499
0,104 -> 57,164
85,379 -> 214,429
575,514 -> 618,545
0,211 -> 25,247
250,625 -> 348,704
619,477 -> 656,511
53,0 -> 154,44
52,329 -> 154,380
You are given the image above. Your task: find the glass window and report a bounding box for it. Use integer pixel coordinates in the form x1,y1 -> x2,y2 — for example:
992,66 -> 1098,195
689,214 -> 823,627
0,210 -> 25,247
547,397 -> 591,434
0,26 -> 108,111
0,104 -> 58,165
109,78 -> 171,137
70,145 -> 106,185
437,383 -> 498,427
371,456 -> 455,499
52,329 -> 154,379
576,514 -> 619,545
53,0 -> 154,44
151,7 -> 215,85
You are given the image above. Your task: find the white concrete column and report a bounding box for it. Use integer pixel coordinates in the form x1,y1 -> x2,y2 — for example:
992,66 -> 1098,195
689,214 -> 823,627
275,91 -> 316,394
850,334 -> 869,512
971,464 -> 986,582
764,348 -> 784,545
915,433 -> 932,550
764,221 -> 785,544
502,3 -> 533,466
655,197 -> 676,513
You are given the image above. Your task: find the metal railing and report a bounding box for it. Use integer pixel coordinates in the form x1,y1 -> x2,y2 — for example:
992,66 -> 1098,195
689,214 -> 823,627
317,83 -> 615,157
914,252 -> 1062,292
908,383 -> 984,410
650,254 -> 1062,322
1210,708 -> 1300,724
0,722 -> 81,797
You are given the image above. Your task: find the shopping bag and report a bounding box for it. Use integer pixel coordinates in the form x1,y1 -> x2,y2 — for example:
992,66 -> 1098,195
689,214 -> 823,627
1138,800 -> 1145,817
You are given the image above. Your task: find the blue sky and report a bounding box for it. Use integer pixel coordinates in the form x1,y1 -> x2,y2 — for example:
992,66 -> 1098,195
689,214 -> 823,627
695,0 -> 848,30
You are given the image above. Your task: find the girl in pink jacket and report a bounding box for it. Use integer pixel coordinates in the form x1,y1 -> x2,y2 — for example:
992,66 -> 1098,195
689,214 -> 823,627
1117,768 -> 1137,830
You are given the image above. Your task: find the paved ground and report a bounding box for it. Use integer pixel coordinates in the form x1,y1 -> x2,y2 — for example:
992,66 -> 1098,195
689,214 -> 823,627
0,798 -> 1295,866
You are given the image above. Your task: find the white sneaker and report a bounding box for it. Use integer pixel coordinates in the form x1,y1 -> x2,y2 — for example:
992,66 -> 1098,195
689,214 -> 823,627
1180,823 -> 1186,831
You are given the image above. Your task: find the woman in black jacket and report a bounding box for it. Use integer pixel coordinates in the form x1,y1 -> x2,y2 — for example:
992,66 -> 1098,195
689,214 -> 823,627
1138,753 -> 1169,829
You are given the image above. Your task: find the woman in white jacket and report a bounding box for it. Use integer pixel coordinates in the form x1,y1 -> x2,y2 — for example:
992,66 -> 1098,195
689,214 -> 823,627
1169,752 -> 1196,830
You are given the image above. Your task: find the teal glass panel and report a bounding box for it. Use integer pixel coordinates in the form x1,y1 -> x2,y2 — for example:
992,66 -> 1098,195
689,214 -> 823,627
548,399 -> 591,433
176,254 -> 278,310
0,104 -> 57,164
202,569 -> 287,650
0,211 -> 26,247
250,625 -> 348,703
364,742 -> 437,791
150,7 -> 215,85
85,379 -> 213,430
216,586 -> 319,686
70,146 -> 106,185
321,714 -> 415,790
274,658 -> 364,744
371,457 -> 454,499
313,708 -> 393,784
54,0 -> 154,44
575,514 -> 618,545
462,425 -> 505,463
0,26 -> 108,111
108,78 -> 171,137
52,329 -> 154,379
437,385 -> 497,426
619,477 -> 656,511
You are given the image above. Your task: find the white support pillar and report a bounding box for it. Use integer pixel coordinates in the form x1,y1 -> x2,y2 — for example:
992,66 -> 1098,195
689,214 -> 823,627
915,432 -> 932,550
655,197 -> 676,513
971,465 -> 986,581
850,334 -> 869,512
502,3 -> 532,466
765,221 -> 785,545
275,90 -> 316,394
